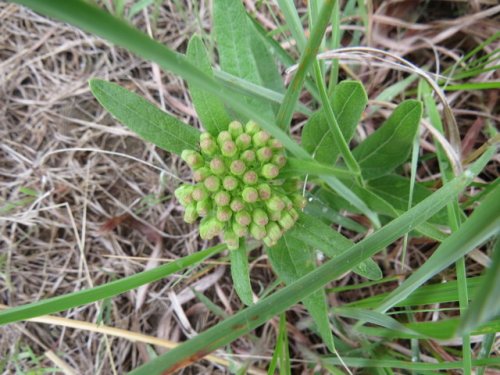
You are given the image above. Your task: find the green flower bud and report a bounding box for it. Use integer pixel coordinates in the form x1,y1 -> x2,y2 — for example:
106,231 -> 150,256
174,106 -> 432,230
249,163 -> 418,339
193,167 -> 210,182
224,229 -> 240,250
230,160 -> 246,176
183,204 -> 198,224
250,222 -> 267,240
272,154 -> 287,168
266,222 -> 282,242
214,191 -> 231,206
289,208 -> 299,221
196,199 -> 211,216
200,138 -> 217,155
200,132 -> 212,141
282,196 -> 294,210
235,210 -> 252,226
222,176 -> 238,191
192,185 -> 208,201
242,187 -> 258,203
253,131 -> 270,147
257,184 -> 272,200
200,217 -> 223,239
263,236 -> 277,247
261,163 -> 279,179
209,157 -> 226,175
242,171 -> 258,185
241,149 -> 256,163
252,208 -> 269,226
174,185 -> 194,206
232,222 -> 249,237
228,121 -> 243,138
256,147 -> 273,162
278,211 -> 295,230
266,195 -> 285,212
204,176 -> 220,192
216,206 -> 232,222
268,138 -> 284,150
230,198 -> 245,212
236,133 -> 252,150
268,209 -> 282,222
245,120 -> 260,135
181,150 -> 203,168
221,140 -> 237,157
217,130 -> 232,145
292,194 -> 307,210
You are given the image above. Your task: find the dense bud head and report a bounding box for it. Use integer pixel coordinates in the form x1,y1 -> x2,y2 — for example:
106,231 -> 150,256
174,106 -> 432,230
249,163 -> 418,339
230,159 -> 246,176
196,199 -> 211,216
242,187 -> 258,203
241,150 -> 256,163
193,167 -> 210,182
228,121 -> 243,138
200,138 -> 217,155
253,131 -> 270,147
232,222 -> 248,237
245,120 -> 260,135
174,185 -> 194,206
230,198 -> 245,212
272,154 -> 287,168
252,208 -> 269,226
250,222 -> 267,240
209,157 -> 226,175
192,185 -> 208,201
261,163 -> 279,179
204,175 -> 221,192
214,191 -> 231,206
224,229 -> 239,250
236,133 -> 252,150
183,204 -> 198,224
221,140 -> 237,157
235,210 -> 252,226
200,217 -> 223,239
181,150 -> 203,168
242,171 -> 258,185
257,184 -> 272,200
216,206 -> 232,222
222,176 -> 238,191
256,147 -> 273,163
217,131 -> 232,145
266,195 -> 285,212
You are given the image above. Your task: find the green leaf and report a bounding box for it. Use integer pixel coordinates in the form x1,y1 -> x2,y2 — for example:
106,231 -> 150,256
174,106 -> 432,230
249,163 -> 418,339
230,242 -> 253,306
267,235 -> 335,352
459,240 -> 500,334
353,100 -> 423,180
213,0 -> 273,119
186,35 -> 231,135
89,79 -> 200,155
288,213 -> 382,280
302,80 -> 367,164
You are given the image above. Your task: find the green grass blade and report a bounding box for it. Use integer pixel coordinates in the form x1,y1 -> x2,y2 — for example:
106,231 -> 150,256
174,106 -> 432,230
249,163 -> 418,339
0,245 -> 225,325
276,0 -> 307,52
282,158 -> 353,179
128,157 -> 483,374
230,241 -> 253,306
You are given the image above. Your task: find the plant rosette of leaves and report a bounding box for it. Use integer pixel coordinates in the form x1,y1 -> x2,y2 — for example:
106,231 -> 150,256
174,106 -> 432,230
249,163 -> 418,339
175,120 -> 306,250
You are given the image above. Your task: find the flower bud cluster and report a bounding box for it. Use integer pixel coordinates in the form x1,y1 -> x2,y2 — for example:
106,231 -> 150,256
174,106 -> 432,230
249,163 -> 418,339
175,120 -> 306,249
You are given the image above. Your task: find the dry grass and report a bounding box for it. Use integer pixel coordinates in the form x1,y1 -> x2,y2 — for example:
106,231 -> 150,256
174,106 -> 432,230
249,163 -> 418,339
0,1 -> 498,374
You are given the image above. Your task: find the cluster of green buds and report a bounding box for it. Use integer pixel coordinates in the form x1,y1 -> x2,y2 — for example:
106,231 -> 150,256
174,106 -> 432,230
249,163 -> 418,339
175,120 -> 306,250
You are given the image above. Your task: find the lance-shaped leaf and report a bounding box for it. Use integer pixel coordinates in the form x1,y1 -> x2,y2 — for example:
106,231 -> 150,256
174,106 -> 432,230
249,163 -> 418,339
90,79 -> 200,155
230,241 -> 253,306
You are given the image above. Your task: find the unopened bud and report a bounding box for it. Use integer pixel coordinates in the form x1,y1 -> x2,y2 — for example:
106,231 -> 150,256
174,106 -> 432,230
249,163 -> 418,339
272,154 -> 287,168
241,150 -> 256,163
256,147 -> 273,162
242,171 -> 258,185
183,204 -> 198,224
292,194 -> 307,209
230,160 -> 246,176
242,187 -> 258,203
193,167 -> 210,182
253,131 -> 270,147
181,150 -> 203,168
261,163 -> 279,179
245,120 -> 260,135
216,206 -> 232,222
214,191 -> 231,206
174,185 -> 194,206
196,199 -> 211,216
268,209 -> 282,221
200,132 -> 212,141
228,121 -> 243,138
224,229 -> 239,250
263,236 -> 277,247
282,196 -> 294,210
236,133 -> 252,150
232,222 -> 248,237
268,138 -> 283,150
209,157 -> 226,175
230,198 -> 245,212
200,217 -> 223,239
252,208 -> 269,226
204,176 -> 220,192
257,184 -> 272,200
278,212 -> 295,230
192,185 -> 208,201
266,195 -> 285,212
200,138 -> 217,155
235,210 -> 252,226
217,130 -> 232,145
222,176 -> 238,191
250,222 -> 267,240
266,222 -> 282,242
221,140 -> 237,157
289,208 -> 299,221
